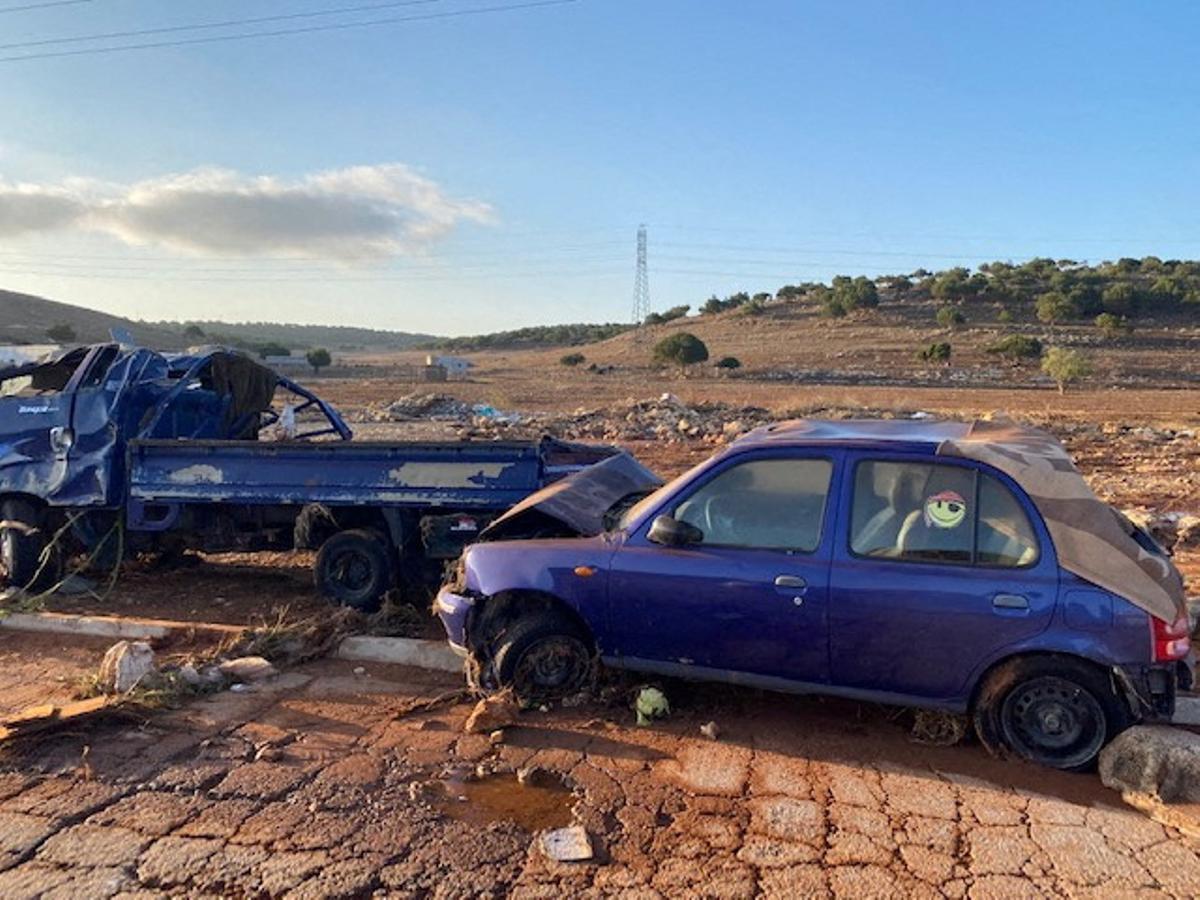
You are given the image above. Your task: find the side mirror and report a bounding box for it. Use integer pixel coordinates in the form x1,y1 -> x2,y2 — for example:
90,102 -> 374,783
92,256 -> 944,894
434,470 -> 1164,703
647,514 -> 703,547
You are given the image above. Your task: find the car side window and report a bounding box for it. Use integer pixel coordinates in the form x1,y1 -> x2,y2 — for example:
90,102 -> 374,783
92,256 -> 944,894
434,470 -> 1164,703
977,473 -> 1039,566
673,458 -> 832,552
850,460 -> 1038,567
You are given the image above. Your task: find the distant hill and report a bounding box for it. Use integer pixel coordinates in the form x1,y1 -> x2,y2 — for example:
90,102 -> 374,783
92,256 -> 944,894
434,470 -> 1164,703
0,289 -> 436,352
153,320 -> 435,352
0,289 -> 184,347
424,322 -> 635,352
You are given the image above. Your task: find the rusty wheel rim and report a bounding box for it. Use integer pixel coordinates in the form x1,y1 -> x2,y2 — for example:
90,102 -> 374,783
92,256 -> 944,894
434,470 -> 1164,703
513,635 -> 589,701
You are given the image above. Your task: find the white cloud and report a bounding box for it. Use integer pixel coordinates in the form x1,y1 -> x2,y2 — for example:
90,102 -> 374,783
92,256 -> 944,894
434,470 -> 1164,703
0,164 -> 494,259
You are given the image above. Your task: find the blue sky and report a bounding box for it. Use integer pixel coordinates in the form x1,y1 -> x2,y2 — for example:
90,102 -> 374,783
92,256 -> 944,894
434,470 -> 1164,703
0,0 -> 1198,335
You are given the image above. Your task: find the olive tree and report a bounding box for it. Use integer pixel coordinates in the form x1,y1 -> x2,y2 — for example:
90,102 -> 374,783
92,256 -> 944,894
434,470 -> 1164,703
653,332 -> 709,373
305,348 -> 332,374
1041,347 -> 1092,393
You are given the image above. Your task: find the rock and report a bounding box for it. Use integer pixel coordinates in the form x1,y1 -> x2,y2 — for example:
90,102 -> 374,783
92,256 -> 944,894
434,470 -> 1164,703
464,692 -> 520,734
700,721 -> 721,741
517,766 -> 559,788
353,666 -> 367,677
1099,725 -> 1200,803
488,729 -> 505,746
217,657 -> 277,682
177,663 -> 202,686
98,641 -> 156,694
539,825 -> 593,862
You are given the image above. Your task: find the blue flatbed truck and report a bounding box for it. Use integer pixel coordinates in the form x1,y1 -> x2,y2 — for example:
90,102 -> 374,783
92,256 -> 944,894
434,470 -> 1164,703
0,343 -> 615,609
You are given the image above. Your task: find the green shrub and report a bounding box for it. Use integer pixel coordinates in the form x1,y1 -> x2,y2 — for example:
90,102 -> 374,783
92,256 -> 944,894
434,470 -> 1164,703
986,334 -> 1043,363
653,332 -> 709,370
560,352 -> 586,367
918,342 -> 952,364
715,356 -> 742,370
1094,313 -> 1130,339
936,306 -> 966,329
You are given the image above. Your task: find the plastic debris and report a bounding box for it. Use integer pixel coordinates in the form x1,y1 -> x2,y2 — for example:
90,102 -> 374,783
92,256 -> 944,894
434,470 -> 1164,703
217,657 -> 277,682
635,687 -> 670,726
700,721 -> 721,741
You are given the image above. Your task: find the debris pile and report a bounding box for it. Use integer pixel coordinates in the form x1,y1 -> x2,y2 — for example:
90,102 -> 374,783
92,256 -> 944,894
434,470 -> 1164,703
381,393 -> 476,420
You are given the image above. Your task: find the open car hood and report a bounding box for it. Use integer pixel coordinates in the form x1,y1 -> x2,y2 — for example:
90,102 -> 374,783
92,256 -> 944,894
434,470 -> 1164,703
481,451 -> 663,540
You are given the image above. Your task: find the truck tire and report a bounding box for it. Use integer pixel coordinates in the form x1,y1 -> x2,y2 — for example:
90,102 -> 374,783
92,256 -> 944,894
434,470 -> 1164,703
493,611 -> 595,704
0,498 -> 44,591
314,529 -> 394,612
973,655 -> 1130,772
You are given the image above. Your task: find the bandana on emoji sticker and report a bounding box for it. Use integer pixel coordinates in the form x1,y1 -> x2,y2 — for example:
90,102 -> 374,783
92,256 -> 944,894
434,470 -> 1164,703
924,490 -> 966,529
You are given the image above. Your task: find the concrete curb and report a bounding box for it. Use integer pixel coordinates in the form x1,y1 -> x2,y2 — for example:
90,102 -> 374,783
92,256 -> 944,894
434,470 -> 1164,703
336,635 -> 462,673
1174,695 -> 1200,727
0,611 -> 241,641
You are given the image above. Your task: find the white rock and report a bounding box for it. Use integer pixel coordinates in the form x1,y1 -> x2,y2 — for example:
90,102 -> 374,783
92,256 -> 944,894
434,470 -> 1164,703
539,825 -> 593,862
217,656 -> 277,681
98,641 -> 156,694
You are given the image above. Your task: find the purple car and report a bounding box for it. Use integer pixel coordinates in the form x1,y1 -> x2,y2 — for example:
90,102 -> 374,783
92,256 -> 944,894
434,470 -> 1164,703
436,419 -> 1192,769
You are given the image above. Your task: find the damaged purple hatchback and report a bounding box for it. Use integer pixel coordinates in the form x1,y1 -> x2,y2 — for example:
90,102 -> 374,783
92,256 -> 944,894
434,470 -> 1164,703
436,419 -> 1192,770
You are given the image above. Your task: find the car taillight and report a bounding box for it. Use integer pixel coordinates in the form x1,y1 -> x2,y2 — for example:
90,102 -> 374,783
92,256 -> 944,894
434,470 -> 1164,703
1151,614 -> 1191,662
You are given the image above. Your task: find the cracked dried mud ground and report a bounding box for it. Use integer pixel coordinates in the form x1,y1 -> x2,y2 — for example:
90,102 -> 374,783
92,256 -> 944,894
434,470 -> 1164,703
0,650 -> 1198,899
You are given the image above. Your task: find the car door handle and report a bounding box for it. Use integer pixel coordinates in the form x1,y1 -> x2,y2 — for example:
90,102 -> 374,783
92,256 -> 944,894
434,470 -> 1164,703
774,575 -> 807,588
993,593 -> 1029,610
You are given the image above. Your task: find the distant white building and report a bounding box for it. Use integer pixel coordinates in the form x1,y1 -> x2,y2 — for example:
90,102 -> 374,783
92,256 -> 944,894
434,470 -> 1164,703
426,355 -> 472,377
262,355 -> 309,369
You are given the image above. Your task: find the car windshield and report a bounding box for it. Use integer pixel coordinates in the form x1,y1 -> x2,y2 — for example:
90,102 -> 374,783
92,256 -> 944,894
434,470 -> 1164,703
614,466 -> 702,532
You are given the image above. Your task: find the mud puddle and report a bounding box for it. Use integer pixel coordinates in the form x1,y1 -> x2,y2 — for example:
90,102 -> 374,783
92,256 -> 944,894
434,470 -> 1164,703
436,772 -> 573,831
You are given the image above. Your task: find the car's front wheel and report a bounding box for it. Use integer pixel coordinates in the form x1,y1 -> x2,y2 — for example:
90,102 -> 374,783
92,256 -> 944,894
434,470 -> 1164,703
974,656 -> 1130,771
493,612 -> 594,704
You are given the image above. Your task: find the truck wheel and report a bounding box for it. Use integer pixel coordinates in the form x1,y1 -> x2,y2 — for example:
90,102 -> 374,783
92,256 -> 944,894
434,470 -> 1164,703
974,656 -> 1130,771
0,499 -> 45,592
314,529 -> 393,612
493,612 -> 594,704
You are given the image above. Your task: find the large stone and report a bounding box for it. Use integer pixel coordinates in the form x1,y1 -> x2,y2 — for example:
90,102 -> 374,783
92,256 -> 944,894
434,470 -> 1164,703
217,657 -> 277,682
463,693 -> 519,734
98,641 -> 156,694
1099,725 -> 1200,803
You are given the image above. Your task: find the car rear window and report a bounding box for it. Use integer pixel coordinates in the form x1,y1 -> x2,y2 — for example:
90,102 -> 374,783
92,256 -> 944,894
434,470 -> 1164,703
850,460 -> 1038,567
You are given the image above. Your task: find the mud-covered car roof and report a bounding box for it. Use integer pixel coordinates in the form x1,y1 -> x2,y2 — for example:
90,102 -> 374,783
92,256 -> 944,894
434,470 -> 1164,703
732,418 -> 972,451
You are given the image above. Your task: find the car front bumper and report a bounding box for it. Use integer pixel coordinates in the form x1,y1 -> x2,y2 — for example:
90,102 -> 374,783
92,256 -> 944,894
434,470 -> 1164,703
434,586 -> 474,656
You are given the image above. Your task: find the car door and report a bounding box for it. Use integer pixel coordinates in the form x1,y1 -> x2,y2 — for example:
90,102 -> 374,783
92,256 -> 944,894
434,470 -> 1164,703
828,454 -> 1058,702
606,450 -> 840,685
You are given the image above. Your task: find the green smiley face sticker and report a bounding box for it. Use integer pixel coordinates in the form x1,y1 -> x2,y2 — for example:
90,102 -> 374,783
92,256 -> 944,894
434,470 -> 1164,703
924,490 -> 967,529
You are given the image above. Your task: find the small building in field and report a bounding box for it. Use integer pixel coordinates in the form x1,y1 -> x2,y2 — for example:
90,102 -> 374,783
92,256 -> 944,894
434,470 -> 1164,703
426,355 -> 471,378
262,355 -> 309,370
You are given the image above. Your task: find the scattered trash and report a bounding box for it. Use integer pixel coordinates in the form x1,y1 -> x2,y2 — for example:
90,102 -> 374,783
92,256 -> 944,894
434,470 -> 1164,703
635,687 -> 670,726
700,721 -> 721,741
909,710 -> 969,746
98,641 -> 156,694
464,691 -> 520,734
353,666 -> 368,677
539,824 -> 594,862
216,656 -> 278,682
229,683 -> 250,693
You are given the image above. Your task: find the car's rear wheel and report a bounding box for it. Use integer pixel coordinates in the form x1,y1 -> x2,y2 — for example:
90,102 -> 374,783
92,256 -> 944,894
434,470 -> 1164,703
974,656 -> 1130,771
0,499 -> 45,592
314,529 -> 394,612
493,612 -> 594,704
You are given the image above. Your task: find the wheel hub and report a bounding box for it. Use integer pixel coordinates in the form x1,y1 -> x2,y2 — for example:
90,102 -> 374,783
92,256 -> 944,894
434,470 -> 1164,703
1000,675 -> 1104,767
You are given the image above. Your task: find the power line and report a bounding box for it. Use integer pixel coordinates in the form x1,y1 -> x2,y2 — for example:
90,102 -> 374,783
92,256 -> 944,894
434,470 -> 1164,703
0,0 -> 90,14
0,0 -> 440,51
0,0 -> 580,63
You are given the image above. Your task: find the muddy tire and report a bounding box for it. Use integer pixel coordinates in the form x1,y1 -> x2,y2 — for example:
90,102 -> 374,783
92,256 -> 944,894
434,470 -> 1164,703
493,612 -> 594,704
0,498 -> 45,592
974,655 -> 1131,772
314,529 -> 394,612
